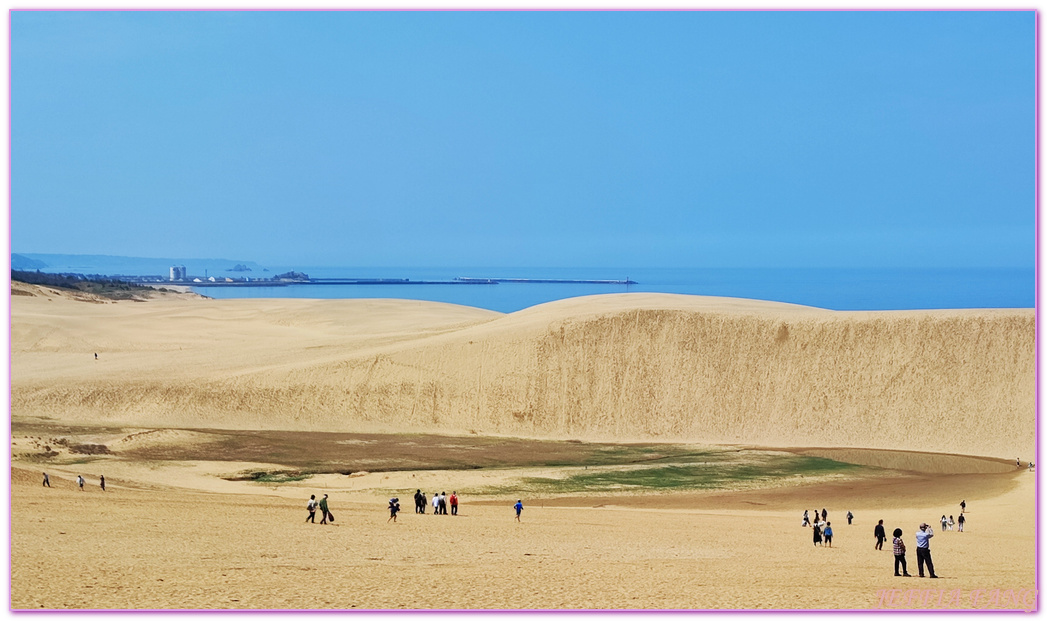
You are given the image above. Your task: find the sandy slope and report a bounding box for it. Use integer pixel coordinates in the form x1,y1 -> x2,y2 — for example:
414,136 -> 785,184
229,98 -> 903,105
10,465 -> 1035,610
8,286 -> 1036,610
11,287 -> 1034,459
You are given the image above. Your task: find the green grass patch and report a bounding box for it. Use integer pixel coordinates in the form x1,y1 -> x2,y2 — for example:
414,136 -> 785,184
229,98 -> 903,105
483,453 -> 861,496
223,470 -> 313,484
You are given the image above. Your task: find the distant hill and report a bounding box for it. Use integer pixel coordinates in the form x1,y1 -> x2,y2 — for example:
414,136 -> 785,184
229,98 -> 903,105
12,253 -> 267,277
11,254 -> 47,270
12,269 -> 154,300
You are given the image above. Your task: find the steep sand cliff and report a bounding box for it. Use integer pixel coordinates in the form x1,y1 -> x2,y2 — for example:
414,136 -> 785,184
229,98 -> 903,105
11,288 -> 1034,459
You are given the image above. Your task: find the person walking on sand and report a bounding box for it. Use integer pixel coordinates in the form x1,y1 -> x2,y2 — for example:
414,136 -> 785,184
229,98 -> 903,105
450,491 -> 459,516
940,515 -> 948,531
957,513 -> 965,532
388,498 -> 400,522
813,521 -> 823,546
874,520 -> 886,550
100,475 -> 105,492
893,528 -> 912,576
514,499 -> 523,522
915,523 -> 938,578
821,508 -> 827,521
947,515 -> 955,531
420,491 -> 427,514
414,489 -> 423,514
432,492 -> 440,515
803,510 -> 810,527
847,511 -> 853,525
77,475 -> 84,491
960,499 -> 966,514
824,522 -> 834,547
42,472 -> 50,488
437,492 -> 446,515
306,495 -> 317,523
319,494 -> 330,525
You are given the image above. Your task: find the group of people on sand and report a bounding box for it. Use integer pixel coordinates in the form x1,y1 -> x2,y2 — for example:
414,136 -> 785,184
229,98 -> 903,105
413,490 -> 459,515
804,506 -> 949,578
308,491 -> 525,524
43,472 -> 105,492
306,494 -> 333,524
878,521 -> 939,578
939,513 -> 965,532
872,500 -> 968,580
804,509 -> 836,547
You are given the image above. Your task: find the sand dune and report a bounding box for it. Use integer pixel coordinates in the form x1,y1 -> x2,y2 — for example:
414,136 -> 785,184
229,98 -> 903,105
9,285 -> 1036,610
11,287 -> 1033,460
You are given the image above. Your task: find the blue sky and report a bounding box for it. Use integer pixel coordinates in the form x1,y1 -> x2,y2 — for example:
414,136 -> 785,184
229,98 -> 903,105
11,10 -> 1035,268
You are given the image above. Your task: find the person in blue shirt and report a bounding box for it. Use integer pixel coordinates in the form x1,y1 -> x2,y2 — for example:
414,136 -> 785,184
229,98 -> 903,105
514,500 -> 523,522
915,523 -> 938,578
824,522 -> 834,547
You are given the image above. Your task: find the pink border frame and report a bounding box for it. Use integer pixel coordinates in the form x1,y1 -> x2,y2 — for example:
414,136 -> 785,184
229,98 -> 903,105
6,7 -> 1038,611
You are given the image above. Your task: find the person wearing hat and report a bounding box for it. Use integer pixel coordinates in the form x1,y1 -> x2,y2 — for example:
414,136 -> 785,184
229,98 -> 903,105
915,523 -> 938,578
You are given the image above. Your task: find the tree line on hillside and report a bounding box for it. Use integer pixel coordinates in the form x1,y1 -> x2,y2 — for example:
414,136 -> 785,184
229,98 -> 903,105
11,269 -> 160,299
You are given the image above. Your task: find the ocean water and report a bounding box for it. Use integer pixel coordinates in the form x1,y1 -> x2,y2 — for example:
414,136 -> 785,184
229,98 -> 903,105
191,267 -> 1035,314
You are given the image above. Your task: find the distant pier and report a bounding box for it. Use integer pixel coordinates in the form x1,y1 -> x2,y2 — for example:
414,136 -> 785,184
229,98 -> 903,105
454,277 -> 637,285
165,276 -> 639,288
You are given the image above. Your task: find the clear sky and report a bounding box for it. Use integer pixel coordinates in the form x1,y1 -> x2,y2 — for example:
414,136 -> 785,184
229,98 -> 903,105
11,10 -> 1035,268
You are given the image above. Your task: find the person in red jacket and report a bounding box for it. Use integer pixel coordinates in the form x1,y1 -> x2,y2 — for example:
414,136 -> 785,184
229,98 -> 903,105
450,491 -> 459,516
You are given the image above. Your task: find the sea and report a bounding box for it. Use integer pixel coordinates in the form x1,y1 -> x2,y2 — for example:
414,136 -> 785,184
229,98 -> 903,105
185,266 -> 1034,314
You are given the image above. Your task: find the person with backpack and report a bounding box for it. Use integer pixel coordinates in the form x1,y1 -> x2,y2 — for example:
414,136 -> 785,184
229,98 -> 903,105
306,495 -> 317,523
319,494 -> 331,525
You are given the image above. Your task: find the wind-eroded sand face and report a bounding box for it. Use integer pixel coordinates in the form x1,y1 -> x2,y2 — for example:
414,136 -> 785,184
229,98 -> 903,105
9,286 -> 1036,610
11,288 -> 1034,459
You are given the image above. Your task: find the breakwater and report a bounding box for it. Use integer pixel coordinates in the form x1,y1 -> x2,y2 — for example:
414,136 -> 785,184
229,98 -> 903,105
454,277 -> 637,285
178,277 -> 638,287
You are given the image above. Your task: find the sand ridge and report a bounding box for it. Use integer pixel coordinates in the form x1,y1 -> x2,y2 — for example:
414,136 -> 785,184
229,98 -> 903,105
8,288 -> 1036,610
11,288 -> 1034,459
